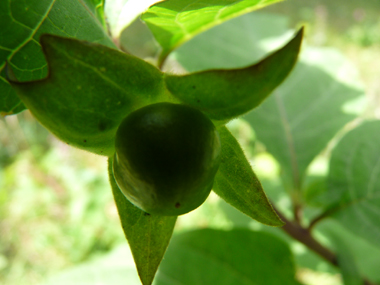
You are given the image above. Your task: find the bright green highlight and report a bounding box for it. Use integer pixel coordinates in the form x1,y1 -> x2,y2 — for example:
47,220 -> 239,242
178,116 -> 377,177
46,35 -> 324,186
142,0 -> 282,63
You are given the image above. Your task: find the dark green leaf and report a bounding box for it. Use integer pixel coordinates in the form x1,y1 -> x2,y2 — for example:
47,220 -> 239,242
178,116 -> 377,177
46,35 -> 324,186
141,0 -> 282,63
0,77 -> 25,116
10,35 -> 169,156
108,157 -> 177,285
155,228 -> 300,285
0,0 -> 112,115
323,121 -> 380,249
165,28 -> 303,122
213,126 -> 284,226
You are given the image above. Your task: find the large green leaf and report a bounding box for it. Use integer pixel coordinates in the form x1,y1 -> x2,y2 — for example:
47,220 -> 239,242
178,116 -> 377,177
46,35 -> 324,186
322,121 -> 380,249
213,126 -> 283,226
108,158 -> 177,285
141,0 -> 282,63
245,60 -> 363,190
328,234 -> 363,285
9,35 -> 170,156
0,0 -> 112,115
165,28 -> 303,122
155,228 -> 300,285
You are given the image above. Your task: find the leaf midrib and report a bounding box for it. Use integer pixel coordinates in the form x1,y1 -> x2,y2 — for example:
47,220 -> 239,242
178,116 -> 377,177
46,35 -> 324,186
274,91 -> 300,189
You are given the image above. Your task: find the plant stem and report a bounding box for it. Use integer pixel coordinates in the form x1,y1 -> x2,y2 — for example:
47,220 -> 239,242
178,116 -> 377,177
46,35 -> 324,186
307,208 -> 335,231
293,201 -> 302,225
273,205 -> 338,266
272,205 -> 378,285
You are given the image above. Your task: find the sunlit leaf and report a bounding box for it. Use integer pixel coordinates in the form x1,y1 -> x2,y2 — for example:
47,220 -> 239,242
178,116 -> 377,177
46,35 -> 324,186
105,0 -> 163,37
245,60 -> 363,190
324,121 -> 380,249
0,0 -> 112,115
213,126 -> 284,226
328,233 -> 363,285
141,0 -> 282,63
317,219 -> 380,283
108,158 -> 177,285
173,12 -> 292,72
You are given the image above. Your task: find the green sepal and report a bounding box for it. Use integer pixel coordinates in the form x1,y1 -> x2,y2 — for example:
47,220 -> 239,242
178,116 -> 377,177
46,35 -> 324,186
9,35 -> 171,156
164,27 -> 303,122
108,157 -> 177,285
213,126 -> 284,226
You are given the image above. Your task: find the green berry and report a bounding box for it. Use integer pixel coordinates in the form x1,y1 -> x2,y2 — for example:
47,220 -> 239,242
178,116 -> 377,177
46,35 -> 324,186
112,102 -> 221,216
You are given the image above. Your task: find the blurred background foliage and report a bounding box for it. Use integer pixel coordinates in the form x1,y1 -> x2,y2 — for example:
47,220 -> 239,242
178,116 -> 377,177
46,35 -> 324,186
1,0 -> 380,284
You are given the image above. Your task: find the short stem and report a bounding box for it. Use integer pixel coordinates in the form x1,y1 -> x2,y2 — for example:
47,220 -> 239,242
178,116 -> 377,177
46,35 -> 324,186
307,206 -> 340,231
293,202 -> 302,225
274,205 -> 338,266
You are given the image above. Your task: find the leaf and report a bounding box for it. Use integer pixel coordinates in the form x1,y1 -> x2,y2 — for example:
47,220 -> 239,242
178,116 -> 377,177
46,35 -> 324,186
0,77 -> 25,116
108,157 -> 177,285
329,234 -> 363,285
317,219 -> 380,283
219,199 -> 340,276
105,0 -> 163,37
0,0 -> 113,115
323,120 -> 380,249
213,126 -> 283,226
170,10 -> 365,191
245,60 -> 364,190
155,228 -> 300,285
82,0 -> 108,31
165,28 -> 303,122
141,0 -> 282,63
9,35 -> 169,156
173,12 -> 292,72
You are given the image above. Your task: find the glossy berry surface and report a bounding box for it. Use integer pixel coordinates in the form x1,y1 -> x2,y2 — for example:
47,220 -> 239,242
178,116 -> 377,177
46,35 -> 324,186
112,102 -> 221,216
